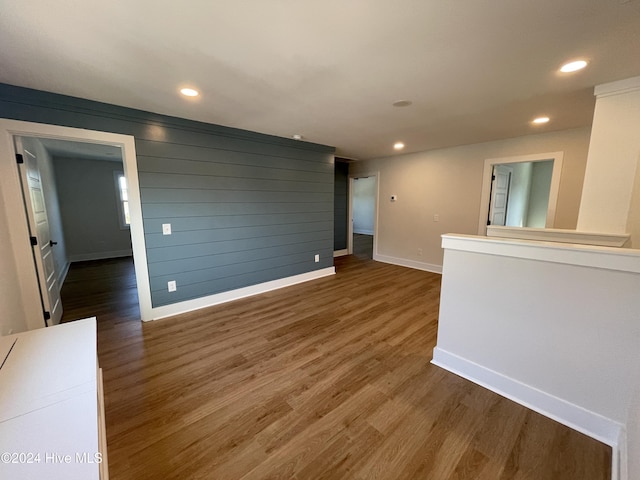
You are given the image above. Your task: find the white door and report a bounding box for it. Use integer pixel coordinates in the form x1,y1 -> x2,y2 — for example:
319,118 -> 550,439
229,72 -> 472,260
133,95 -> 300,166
15,137 -> 63,326
488,165 -> 513,226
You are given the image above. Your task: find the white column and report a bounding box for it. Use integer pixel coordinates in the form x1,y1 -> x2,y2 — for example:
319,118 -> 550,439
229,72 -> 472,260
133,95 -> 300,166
577,76 -> 640,246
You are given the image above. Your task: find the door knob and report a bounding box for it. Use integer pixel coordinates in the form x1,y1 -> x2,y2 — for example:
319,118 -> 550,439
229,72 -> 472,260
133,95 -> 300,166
49,240 -> 58,247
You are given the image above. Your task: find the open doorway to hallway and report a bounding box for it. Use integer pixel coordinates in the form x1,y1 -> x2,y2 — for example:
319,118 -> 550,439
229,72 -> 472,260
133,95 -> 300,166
351,176 -> 376,259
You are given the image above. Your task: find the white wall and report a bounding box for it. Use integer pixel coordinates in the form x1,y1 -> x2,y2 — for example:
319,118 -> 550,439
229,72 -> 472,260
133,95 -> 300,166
578,78 -> 640,243
350,127 -> 591,269
434,235 -> 640,479
629,163 -> 640,249
0,203 -> 28,335
525,160 -> 553,228
352,176 -> 375,235
53,157 -> 132,261
629,380 -> 640,480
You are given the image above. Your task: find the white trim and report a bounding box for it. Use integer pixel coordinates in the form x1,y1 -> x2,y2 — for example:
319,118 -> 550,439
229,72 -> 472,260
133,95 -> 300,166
333,249 -> 349,257
68,250 -> 133,263
431,347 -> 623,462
373,253 -> 442,274
149,267 -> 336,321
617,427 -> 628,480
486,225 -> 630,247
594,75 -> 640,99
0,119 -> 153,324
442,234 -> 640,274
477,151 -> 563,235
58,261 -> 71,287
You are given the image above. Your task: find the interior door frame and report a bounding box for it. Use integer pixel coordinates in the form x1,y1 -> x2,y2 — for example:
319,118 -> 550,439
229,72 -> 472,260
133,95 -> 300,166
478,151 -> 564,235
0,119 -> 153,328
347,172 -> 379,256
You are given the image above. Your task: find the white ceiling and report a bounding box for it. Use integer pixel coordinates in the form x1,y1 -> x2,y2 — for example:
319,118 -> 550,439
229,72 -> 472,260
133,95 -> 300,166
37,139 -> 122,162
1,1 -> 639,160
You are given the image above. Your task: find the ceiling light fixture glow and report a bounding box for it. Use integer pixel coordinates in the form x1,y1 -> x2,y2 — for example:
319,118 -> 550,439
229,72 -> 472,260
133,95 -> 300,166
532,116 -> 550,125
560,60 -> 588,73
180,88 -> 199,97
394,142 -> 405,150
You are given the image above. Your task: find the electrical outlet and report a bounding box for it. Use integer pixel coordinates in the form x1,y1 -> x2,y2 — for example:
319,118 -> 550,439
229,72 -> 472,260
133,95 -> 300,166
433,214 -> 440,222
167,280 -> 177,292
162,223 -> 172,235
314,254 -> 320,263
418,248 -> 423,257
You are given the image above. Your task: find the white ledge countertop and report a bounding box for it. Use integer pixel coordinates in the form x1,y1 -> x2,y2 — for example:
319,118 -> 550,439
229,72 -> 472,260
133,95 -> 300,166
486,225 -> 630,247
441,233 -> 640,274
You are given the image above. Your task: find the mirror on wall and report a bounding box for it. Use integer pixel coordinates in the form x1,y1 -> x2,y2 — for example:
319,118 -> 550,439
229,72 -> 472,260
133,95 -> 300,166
488,160 -> 554,228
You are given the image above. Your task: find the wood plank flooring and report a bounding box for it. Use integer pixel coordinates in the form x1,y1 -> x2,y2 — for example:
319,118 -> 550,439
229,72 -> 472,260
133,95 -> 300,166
353,233 -> 373,259
60,255 -> 611,480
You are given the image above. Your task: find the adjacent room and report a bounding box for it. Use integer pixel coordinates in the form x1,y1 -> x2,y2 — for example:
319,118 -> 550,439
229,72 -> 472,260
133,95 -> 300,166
1,2 -> 639,480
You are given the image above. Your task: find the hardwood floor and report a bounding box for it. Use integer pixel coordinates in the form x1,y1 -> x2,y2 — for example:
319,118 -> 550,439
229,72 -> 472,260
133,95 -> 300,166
61,255 -> 610,479
61,257 -> 139,325
353,233 -> 373,259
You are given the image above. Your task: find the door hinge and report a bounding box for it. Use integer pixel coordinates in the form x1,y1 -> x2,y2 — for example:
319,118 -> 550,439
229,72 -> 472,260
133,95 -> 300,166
491,174 -> 496,181
43,311 -> 51,321
30,236 -> 38,246
16,153 -> 24,164
487,219 -> 491,226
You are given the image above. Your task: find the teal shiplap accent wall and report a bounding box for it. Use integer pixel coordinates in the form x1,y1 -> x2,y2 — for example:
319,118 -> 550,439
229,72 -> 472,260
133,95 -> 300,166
0,83 -> 335,307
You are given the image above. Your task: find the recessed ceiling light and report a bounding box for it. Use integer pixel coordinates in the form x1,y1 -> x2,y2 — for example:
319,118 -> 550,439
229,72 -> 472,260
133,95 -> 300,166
180,87 -> 199,97
560,60 -> 588,73
394,142 -> 405,150
393,100 -> 412,107
532,116 -> 550,125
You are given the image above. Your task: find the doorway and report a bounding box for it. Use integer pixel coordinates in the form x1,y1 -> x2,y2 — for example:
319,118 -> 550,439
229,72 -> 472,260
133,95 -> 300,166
16,136 -> 138,325
0,119 -> 152,330
478,152 -> 563,235
349,175 -> 377,259
488,160 -> 554,228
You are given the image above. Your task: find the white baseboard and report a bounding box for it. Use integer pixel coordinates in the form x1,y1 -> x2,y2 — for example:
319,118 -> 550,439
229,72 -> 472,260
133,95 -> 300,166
68,250 -> 133,263
373,253 -> 442,274
149,266 -> 336,321
58,261 -> 70,286
432,347 -> 623,480
615,427 -> 628,480
334,249 -> 349,257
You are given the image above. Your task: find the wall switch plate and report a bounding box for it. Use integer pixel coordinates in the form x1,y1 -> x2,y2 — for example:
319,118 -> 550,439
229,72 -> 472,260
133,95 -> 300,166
314,254 -> 320,262
167,280 -> 177,292
391,195 -> 397,202
162,223 -> 172,235
433,214 -> 440,222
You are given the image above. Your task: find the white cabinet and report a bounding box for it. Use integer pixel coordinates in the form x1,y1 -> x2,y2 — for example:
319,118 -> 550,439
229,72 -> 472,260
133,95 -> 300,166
0,318 -> 108,479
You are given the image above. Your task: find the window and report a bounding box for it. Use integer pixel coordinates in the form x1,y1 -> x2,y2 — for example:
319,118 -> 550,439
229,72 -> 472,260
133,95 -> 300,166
115,171 -> 130,227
